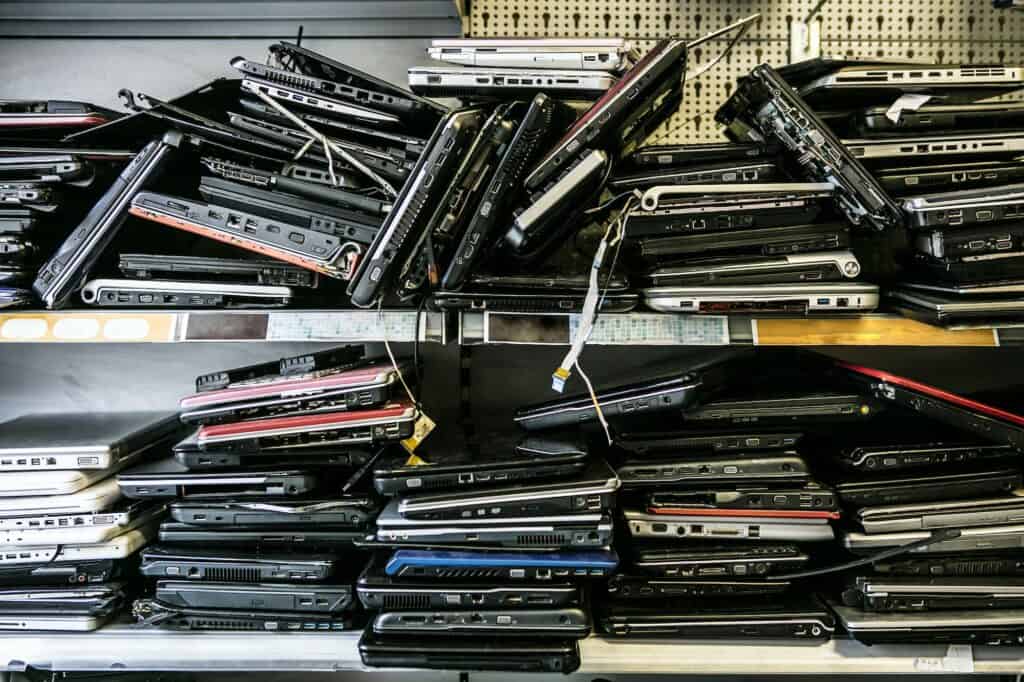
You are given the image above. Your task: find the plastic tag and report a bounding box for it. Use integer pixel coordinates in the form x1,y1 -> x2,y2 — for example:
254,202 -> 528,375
914,645 -> 974,673
404,453 -> 429,467
401,413 -> 436,454
885,93 -> 932,123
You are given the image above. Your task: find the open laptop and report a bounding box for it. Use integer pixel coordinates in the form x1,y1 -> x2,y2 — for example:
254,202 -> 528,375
396,459 -> 618,520
643,282 -> 880,314
427,38 -> 635,72
0,412 -> 177,471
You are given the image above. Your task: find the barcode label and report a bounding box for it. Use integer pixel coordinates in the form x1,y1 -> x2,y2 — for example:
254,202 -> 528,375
569,314 -> 729,345
267,312 -> 420,342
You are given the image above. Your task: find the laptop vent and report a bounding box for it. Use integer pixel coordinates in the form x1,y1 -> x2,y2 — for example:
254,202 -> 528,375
192,618 -> 261,630
428,567 -> 504,579
381,594 -> 431,609
961,68 -> 1007,77
516,533 -> 564,546
205,567 -> 261,582
946,559 -> 1013,576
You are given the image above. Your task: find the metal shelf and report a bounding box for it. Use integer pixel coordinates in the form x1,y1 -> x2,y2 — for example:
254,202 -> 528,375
0,310 -> 448,344
1,627 -> 1022,674
458,311 -> 1015,347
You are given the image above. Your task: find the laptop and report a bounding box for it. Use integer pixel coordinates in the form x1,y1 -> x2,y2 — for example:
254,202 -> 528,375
139,545 -> 336,582
173,430 -> 371,471
911,250 -> 1024,284
441,93 -> 575,290
0,99 -> 114,129
617,452 -> 811,488
915,222 -> 1024,260
847,131 -> 1024,162
0,155 -> 91,184
615,430 -> 803,456
408,67 -> 615,99
609,161 -> 779,192
0,559 -> 125,587
238,78 -> 398,125
856,496 -> 1024,534
875,160 -> 1024,195
599,597 -> 835,639
643,282 -> 881,314
383,548 -> 619,580
624,508 -> 835,542
631,544 -> 808,577
839,440 -> 1018,472
117,458 -> 316,499
132,190 -> 356,280
625,192 -> 828,238
831,602 -> 1024,646
525,38 -> 687,190
0,209 -> 36,235
0,500 -> 164,547
860,101 -> 1024,133
358,632 -> 580,673
647,483 -> 838,516
890,287 -> 1024,326
32,133 -> 181,308
372,434 -> 589,495
716,65 -> 902,230
506,149 -> 608,258
132,598 -> 352,631
840,362 -> 1024,450
873,553 -> 1024,577
514,373 -> 700,431
631,223 -> 851,263
375,499 -> 612,548
627,142 -> 780,168
396,459 -> 618,520
430,287 -> 638,313
178,360 -> 403,425
0,583 -> 123,614
833,468 -> 1022,508
156,522 -> 364,548
846,575 -> 1024,612
373,602 -> 590,638
645,251 -> 861,287
0,525 -> 155,565
193,400 -> 418,452
428,38 -> 635,71
902,182 -> 1024,228
0,412 -> 177,472
0,477 -> 122,519
684,392 -> 878,425
800,65 -> 1024,104
80,278 -> 293,308
347,107 -> 485,307
194,345 -> 364,392
155,580 -> 353,614
607,574 -> 789,599
168,496 -> 377,527
844,523 -> 1024,554
121,253 -> 318,288
357,555 -> 578,610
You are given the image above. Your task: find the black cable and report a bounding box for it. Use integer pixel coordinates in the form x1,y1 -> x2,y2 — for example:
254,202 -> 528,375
412,294 -> 428,407
770,528 -> 963,581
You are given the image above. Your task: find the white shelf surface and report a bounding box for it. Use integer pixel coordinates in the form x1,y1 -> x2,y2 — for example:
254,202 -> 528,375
2,628 -> 1023,674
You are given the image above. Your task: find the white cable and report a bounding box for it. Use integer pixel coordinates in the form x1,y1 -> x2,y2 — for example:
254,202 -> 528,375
575,360 -> 612,446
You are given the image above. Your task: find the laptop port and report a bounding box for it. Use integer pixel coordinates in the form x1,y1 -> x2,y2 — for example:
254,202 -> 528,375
426,75 -> 442,84
836,297 -> 849,307
690,524 -> 703,534
493,77 -> 505,85
652,523 -> 668,533
535,568 -> 551,580
401,615 -> 427,623
432,615 -> 445,624
505,596 -> 523,605
458,473 -> 474,484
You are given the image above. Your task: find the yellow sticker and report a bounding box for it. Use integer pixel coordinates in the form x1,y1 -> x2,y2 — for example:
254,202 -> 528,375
401,413 -> 436,455
404,453 -> 428,467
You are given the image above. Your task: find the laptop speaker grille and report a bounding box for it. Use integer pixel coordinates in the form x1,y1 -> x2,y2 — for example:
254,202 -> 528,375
381,594 -> 431,609
205,567 -> 261,582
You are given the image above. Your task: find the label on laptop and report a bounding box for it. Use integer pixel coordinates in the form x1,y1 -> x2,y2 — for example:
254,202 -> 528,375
913,645 -> 974,673
885,93 -> 932,124
568,313 -> 729,345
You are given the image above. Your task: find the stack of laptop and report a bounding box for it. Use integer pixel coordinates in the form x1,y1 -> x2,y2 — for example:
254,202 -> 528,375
890,184 -> 1024,326
0,411 -> 176,631
0,101 -> 128,310
821,361 -> 1024,645
359,428 -> 618,673
121,345 -> 416,631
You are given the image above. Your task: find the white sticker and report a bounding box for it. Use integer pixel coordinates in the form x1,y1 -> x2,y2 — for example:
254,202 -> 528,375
914,645 -> 973,673
885,93 -> 933,123
569,313 -> 729,346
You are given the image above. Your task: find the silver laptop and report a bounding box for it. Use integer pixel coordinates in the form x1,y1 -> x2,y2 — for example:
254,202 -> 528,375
81,279 -> 294,308
903,280 -> 1024,296
0,501 -> 164,547
0,477 -> 122,518
844,523 -> 1024,554
646,252 -> 861,286
0,524 -> 155,565
845,131 -> 1024,161
857,496 -> 1024,534
890,287 -> 1024,323
639,183 -> 834,211
902,183 -> 1024,228
407,67 -> 616,97
642,282 -> 880,314
428,38 -> 635,72
831,602 -> 1024,644
239,77 -> 398,124
801,65 -> 1024,101
623,509 -> 835,542
0,411 -> 177,471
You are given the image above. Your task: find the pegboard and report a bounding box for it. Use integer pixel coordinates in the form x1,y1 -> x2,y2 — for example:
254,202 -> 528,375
466,0 -> 1024,143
